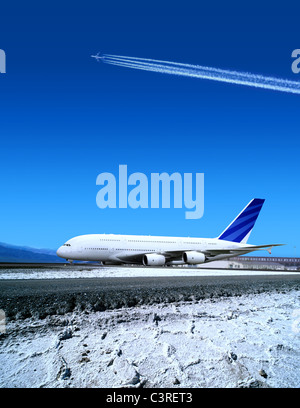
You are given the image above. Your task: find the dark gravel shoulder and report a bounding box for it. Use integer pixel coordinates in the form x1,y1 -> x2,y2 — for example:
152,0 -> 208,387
1,275 -> 300,320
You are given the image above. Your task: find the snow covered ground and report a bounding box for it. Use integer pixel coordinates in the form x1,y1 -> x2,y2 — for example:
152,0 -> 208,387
0,265 -> 299,280
1,289 -> 300,388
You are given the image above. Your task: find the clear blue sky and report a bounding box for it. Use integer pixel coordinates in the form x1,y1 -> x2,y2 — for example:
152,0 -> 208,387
0,1 -> 299,257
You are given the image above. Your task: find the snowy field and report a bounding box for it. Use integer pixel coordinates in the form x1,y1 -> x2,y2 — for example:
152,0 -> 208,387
1,289 -> 300,388
0,265 -> 299,280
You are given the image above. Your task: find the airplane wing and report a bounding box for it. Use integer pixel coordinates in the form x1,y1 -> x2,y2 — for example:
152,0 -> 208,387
116,244 -> 284,264
202,244 -> 284,256
161,244 -> 284,261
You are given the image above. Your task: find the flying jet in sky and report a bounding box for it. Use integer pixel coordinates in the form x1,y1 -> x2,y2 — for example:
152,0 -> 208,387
91,53 -> 103,62
56,199 -> 282,266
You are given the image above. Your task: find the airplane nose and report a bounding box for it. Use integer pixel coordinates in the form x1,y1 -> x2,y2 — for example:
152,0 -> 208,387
56,246 -> 64,258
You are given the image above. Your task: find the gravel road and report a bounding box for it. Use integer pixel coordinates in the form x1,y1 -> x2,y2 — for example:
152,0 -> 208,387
1,274 -> 300,320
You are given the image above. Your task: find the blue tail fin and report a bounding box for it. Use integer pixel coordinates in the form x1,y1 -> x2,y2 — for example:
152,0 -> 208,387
218,198 -> 265,243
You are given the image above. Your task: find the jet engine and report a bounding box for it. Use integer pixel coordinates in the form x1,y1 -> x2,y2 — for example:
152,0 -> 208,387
183,251 -> 206,265
143,253 -> 166,266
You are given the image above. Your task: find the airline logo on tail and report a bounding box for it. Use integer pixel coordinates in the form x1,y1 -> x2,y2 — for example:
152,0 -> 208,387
218,198 -> 265,243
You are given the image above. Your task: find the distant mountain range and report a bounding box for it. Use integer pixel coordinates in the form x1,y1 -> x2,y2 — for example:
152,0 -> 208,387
0,242 -> 64,263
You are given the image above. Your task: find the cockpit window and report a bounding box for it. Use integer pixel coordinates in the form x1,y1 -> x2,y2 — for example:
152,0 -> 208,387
63,243 -> 71,246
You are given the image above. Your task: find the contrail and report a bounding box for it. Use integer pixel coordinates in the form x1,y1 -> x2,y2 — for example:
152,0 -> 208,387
93,53 -> 300,95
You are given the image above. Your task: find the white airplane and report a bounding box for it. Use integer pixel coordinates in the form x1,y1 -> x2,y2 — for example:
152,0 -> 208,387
56,198 -> 282,266
91,53 -> 103,62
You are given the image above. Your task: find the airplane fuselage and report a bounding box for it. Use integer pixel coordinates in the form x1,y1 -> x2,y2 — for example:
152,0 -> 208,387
56,233 -> 247,265
56,199 -> 281,266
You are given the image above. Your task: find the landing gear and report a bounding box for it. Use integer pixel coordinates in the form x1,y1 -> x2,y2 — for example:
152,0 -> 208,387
67,259 -> 73,264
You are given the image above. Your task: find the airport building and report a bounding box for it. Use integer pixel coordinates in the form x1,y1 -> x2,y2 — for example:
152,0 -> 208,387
228,256 -> 300,271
